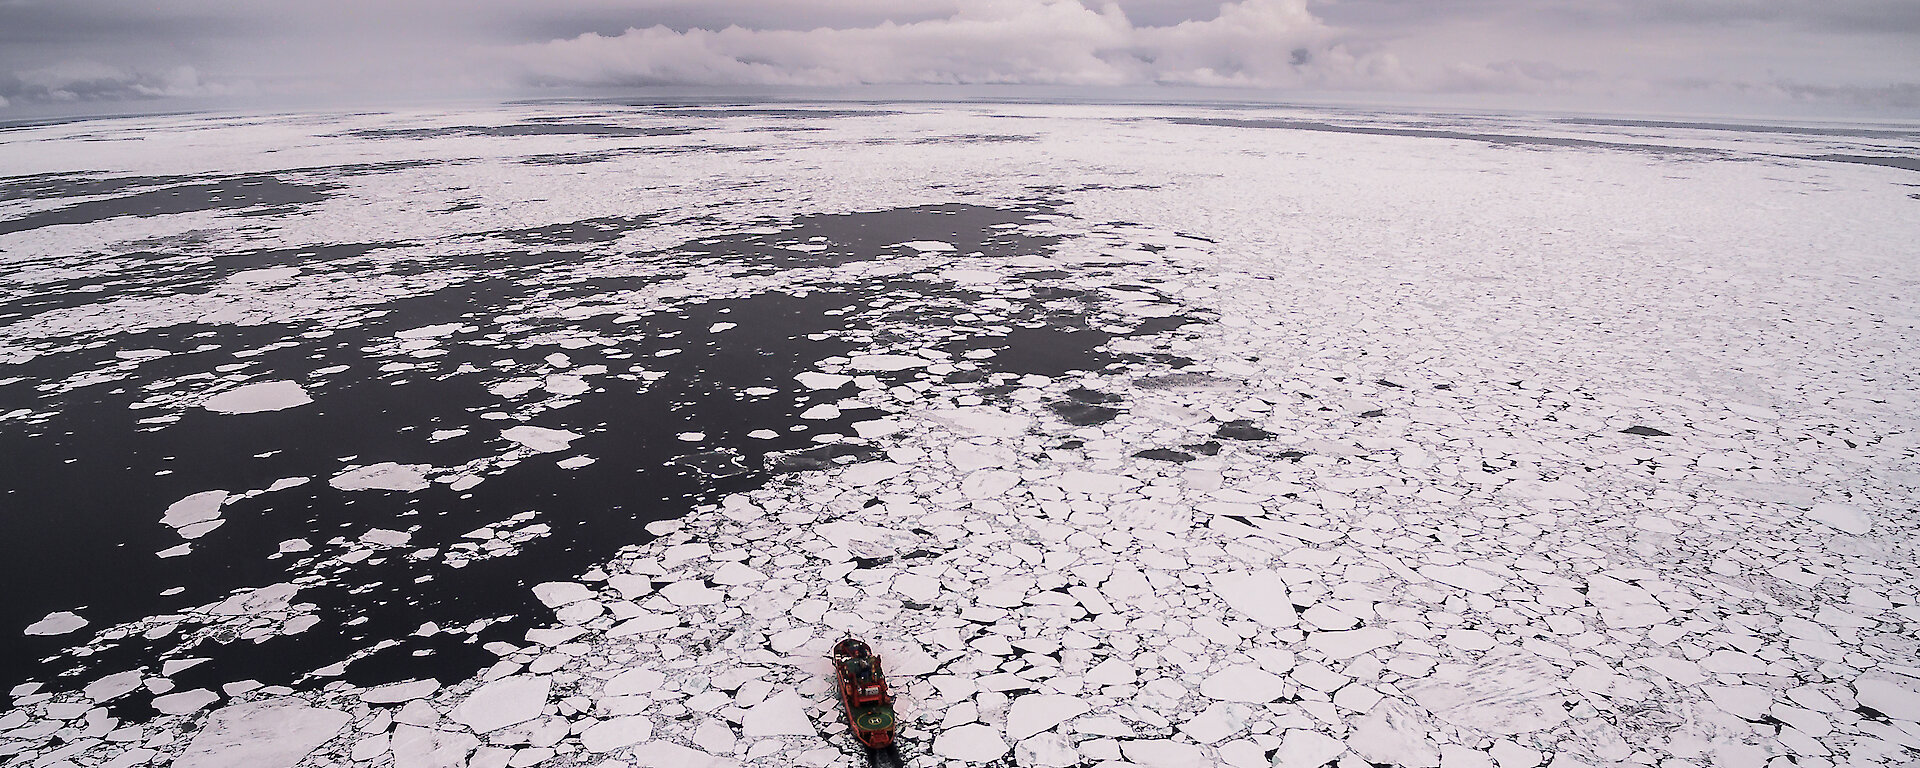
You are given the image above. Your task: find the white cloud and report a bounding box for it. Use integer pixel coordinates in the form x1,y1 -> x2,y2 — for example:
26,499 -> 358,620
509,0 -> 1403,89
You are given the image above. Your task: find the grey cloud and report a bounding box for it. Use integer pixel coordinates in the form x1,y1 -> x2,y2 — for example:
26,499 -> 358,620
0,62 -> 241,106
1319,0 -> 1920,35
1432,60 -> 1601,94
1590,0 -> 1920,34
1679,79 -> 1920,110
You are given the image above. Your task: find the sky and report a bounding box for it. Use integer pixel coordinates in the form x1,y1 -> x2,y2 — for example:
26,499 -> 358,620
1,0 -> 1917,118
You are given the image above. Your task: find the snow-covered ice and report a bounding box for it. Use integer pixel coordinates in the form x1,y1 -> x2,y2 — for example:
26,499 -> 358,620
3,101 -> 1918,768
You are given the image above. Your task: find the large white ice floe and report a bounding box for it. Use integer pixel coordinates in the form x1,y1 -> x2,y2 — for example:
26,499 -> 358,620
328,462 -> 432,492
500,425 -> 581,453
1208,569 -> 1297,628
934,723 -> 1009,762
1403,651 -> 1570,734
23,610 -> 87,636
201,380 -> 312,414
848,354 -> 930,372
448,675 -> 550,732
1804,501 -> 1873,534
172,699 -> 350,768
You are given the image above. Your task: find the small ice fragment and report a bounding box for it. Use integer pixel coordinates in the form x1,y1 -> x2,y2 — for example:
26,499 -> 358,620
895,240 -> 957,253
501,426 -> 581,453
800,404 -> 841,420
556,456 -> 595,469
429,430 -> 467,442
708,323 -> 737,333
676,432 -> 705,442
25,611 -> 87,636
747,429 -> 778,439
157,543 -> 193,558
203,381 -> 312,414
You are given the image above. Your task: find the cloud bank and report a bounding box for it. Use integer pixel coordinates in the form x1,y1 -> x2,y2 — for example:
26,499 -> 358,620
510,0 -> 1405,90
0,63 -> 241,108
0,0 -> 1914,116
